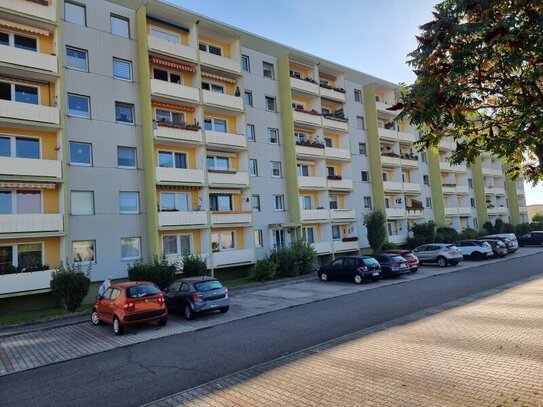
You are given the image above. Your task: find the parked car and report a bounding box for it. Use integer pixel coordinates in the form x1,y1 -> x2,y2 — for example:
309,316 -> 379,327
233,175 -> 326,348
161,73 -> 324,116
518,231 -> 543,247
454,240 -> 493,260
91,281 -> 168,335
381,249 -> 420,272
476,236 -> 515,253
413,244 -> 463,267
317,256 -> 381,284
163,277 -> 229,320
482,233 -> 519,252
371,253 -> 410,278
476,238 -> 508,257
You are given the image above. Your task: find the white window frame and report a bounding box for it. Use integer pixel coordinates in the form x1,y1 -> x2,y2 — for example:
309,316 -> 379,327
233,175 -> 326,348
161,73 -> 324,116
241,54 -> 250,72
113,58 -> 132,81
201,81 -> 224,93
332,225 -> 342,241
1,81 -> 40,105
356,116 -> 365,130
70,190 -> 94,216
359,142 -> 367,155
67,93 -> 90,118
361,170 -> 369,182
252,195 -> 261,212
294,131 -> 307,143
160,191 -> 191,212
69,141 -> 92,166
110,14 -> 130,38
65,2 -> 86,26
354,89 -> 362,103
66,46 -> 88,71
0,135 -> 41,159
199,42 -> 222,56
300,195 -> 313,210
207,155 -> 231,171
211,231 -> 236,252
297,164 -> 310,177
73,240 -> 95,264
262,61 -> 275,79
115,101 -> 134,124
364,196 -> 372,209
244,90 -> 253,106
204,117 -> 228,133
117,146 -> 136,169
158,150 -> 187,169
155,108 -> 185,125
163,234 -> 193,256
270,161 -> 281,178
249,159 -> 258,177
268,128 -> 279,144
254,229 -> 263,248
0,30 -> 39,52
273,194 -> 284,211
302,227 -> 316,244
329,195 -> 338,209
153,67 -> 182,84
324,137 -> 333,148
265,96 -> 276,112
0,189 -> 43,215
119,191 -> 140,214
121,237 -> 141,262
246,124 -> 255,141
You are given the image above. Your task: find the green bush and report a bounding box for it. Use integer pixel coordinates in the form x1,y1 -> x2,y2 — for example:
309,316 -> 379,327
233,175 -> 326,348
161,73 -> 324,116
459,227 -> 479,240
494,219 -> 504,233
435,226 -> 459,243
269,247 -> 298,277
532,213 -> 543,223
290,239 -> 317,275
254,258 -> 277,281
482,221 -> 494,235
407,236 -> 426,249
502,223 -> 514,233
50,260 -> 91,312
181,253 -> 208,277
411,221 -> 436,244
127,254 -> 176,289
530,222 -> 543,231
362,209 -> 387,253
515,223 -> 531,237
380,242 -> 398,251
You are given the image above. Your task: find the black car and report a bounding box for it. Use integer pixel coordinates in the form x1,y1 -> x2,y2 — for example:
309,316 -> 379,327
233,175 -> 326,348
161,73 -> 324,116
163,277 -> 229,320
317,256 -> 381,284
371,254 -> 410,278
518,231 -> 543,247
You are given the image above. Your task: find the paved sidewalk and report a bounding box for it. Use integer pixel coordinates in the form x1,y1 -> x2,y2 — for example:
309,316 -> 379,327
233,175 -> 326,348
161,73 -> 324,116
145,274 -> 543,407
0,248 -> 541,377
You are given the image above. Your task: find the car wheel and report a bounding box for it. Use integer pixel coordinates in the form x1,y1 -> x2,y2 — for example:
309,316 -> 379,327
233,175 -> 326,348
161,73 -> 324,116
473,251 -> 483,261
436,257 -> 447,267
219,306 -> 229,313
91,310 -> 101,325
411,268 -> 418,273
353,273 -> 363,284
157,317 -> 168,326
184,304 -> 194,320
319,272 -> 328,282
113,316 -> 123,335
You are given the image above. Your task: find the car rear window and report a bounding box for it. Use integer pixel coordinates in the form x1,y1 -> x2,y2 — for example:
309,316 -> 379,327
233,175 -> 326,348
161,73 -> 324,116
446,245 -> 458,250
194,280 -> 223,291
363,258 -> 380,266
391,256 -> 405,262
127,284 -> 160,298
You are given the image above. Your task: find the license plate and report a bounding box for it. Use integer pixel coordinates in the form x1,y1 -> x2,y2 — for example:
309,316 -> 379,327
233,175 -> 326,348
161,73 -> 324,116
372,272 -> 379,276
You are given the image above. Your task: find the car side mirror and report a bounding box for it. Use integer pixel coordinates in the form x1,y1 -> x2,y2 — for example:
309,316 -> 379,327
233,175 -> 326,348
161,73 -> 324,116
95,294 -> 101,300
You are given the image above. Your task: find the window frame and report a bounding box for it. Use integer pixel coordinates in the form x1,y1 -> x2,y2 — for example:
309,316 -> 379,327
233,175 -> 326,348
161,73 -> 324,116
72,240 -> 95,264
149,26 -> 180,44
364,196 -> 372,209
246,124 -> 255,142
120,237 -> 141,262
268,128 -> 279,144
110,14 -> 130,38
354,89 -> 362,103
252,195 -> 261,212
66,46 -> 88,71
115,101 -> 135,124
359,142 -> 367,156
113,58 -> 132,81
254,229 -> 263,248
265,96 -> 277,112
65,2 -> 86,26
356,116 -> 365,130
207,155 -> 231,171
70,190 -> 94,216
0,81 -> 40,105
162,234 -> 192,257
158,150 -> 187,169
204,117 -> 228,133
211,231 -> 236,252
0,135 -> 41,159
119,191 -> 140,214
270,161 -> 282,178
241,54 -> 250,72
67,93 -> 90,118
199,42 -> 222,56
117,146 -> 136,169
273,194 -> 285,211
244,90 -> 253,107
262,61 -> 275,79
249,159 -> 258,177
69,141 -> 92,166
361,170 -> 369,182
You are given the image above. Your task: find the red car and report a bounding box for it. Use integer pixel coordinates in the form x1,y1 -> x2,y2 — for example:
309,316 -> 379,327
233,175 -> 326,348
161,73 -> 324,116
381,249 -> 419,272
91,281 -> 168,335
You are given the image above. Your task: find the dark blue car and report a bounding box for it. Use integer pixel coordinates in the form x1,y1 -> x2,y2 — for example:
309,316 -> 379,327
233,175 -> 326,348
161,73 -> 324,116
318,256 -> 381,284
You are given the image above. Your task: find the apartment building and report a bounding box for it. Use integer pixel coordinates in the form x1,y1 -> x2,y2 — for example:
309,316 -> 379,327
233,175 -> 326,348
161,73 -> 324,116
0,0 -> 527,307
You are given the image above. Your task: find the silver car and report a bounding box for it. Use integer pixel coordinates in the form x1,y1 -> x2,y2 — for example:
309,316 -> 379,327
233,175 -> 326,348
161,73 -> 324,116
413,244 -> 463,267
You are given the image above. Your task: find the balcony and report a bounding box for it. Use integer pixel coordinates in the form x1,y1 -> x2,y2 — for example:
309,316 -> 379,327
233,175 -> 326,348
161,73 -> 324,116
207,171 -> 249,187
376,101 -> 398,115
439,161 -> 467,173
388,234 -> 407,245
158,211 -> 207,227
484,187 -> 495,195
482,167 -> 494,176
0,47 -> 57,73
406,208 -> 424,218
301,209 -> 329,222
400,158 -> 419,168
0,100 -> 59,125
383,181 -> 403,192
520,206 -> 528,214
330,209 -> 355,221
380,155 -> 401,167
403,183 -> 421,194
211,211 -> 252,225
199,52 -> 241,75
290,77 -> 319,95
458,207 -> 472,216
386,208 -> 406,218
0,0 -> 56,22
213,249 -> 254,267
153,124 -> 203,144
155,167 -> 205,185
322,117 -> 348,132
333,239 -> 359,252
0,269 -> 56,295
440,140 -> 455,150
150,79 -> 200,104
493,169 -> 504,177
456,186 -> 469,195
298,176 -> 327,190
206,130 -> 247,149
442,185 -> 456,194
487,207 -> 497,215
378,128 -> 398,142
295,144 -> 325,159
327,178 -> 353,190
445,207 -> 459,216
293,110 -> 322,127
202,90 -> 243,111
398,131 -> 417,143
497,207 -> 508,215
0,213 -> 63,233
147,35 -> 197,62
494,187 -> 506,196
0,157 -> 61,178
311,241 -> 332,254
320,87 -> 346,103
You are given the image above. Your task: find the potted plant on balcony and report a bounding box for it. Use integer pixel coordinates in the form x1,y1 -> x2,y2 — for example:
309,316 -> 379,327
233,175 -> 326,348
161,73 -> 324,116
327,174 -> 343,180
342,236 -> 358,242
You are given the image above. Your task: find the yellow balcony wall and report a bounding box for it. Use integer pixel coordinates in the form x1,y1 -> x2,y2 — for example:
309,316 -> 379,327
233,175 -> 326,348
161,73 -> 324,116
147,35 -> 196,62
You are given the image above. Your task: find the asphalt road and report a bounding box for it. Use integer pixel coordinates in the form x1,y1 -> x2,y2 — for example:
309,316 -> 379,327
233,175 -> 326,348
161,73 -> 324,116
1,253 -> 542,407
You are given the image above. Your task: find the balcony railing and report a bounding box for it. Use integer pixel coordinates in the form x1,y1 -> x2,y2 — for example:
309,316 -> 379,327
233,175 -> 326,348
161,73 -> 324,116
290,77 -> 319,95
386,208 -> 406,218
487,207 -> 498,215
400,157 -> 419,168
199,52 -> 241,75
150,79 -> 200,104
206,130 -> 247,149
301,209 -> 329,222
484,186 -> 495,195
497,207 -> 508,215
311,241 -> 332,254
458,207 -> 472,216
210,211 -> 252,225
333,240 -> 359,252
0,269 -> 56,295
207,171 -> 249,187
388,234 -> 407,244
375,101 -> 398,115
147,34 -> 197,62
0,213 -> 63,233
406,208 -> 424,218
378,128 -> 398,142
0,156 -> 61,178
155,167 -> 205,184
1,46 -> 57,73
456,186 -> 469,195
327,178 -> 353,190
0,0 -> 56,22
322,117 -> 348,132
295,144 -> 325,158
398,131 -> 417,143
445,207 -> 459,216
380,155 -> 401,166
0,100 -> 59,125
494,187 -> 506,195
330,209 -> 355,221
213,249 -> 254,267
320,87 -> 346,103
325,147 -> 350,161
153,122 -> 203,144
403,183 -> 421,194
383,181 -> 403,192
292,109 -> 322,127
158,211 -> 207,227
202,90 -> 243,111
298,176 -> 327,189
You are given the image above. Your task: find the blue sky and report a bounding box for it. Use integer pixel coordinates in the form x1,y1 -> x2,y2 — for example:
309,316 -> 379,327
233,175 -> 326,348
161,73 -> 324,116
168,0 -> 542,206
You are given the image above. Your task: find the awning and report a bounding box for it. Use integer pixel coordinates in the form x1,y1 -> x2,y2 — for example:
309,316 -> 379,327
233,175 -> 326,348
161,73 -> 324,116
209,189 -> 241,195
152,101 -> 195,113
0,19 -> 50,37
0,182 -> 55,189
150,56 -> 195,73
156,185 -> 201,191
201,71 -> 237,84
297,160 -> 317,166
207,151 -> 237,158
0,75 -> 49,87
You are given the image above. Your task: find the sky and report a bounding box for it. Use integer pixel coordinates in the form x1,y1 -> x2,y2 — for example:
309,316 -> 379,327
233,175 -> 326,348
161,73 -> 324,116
169,0 -> 542,206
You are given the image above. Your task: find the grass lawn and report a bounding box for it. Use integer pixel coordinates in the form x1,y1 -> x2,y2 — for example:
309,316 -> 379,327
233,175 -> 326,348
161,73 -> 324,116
0,304 -> 93,327
223,276 -> 259,288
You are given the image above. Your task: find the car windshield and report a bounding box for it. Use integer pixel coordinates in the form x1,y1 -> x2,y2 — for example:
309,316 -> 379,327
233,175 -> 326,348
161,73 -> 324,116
127,284 -> 160,298
194,280 -> 223,291
392,256 -> 405,262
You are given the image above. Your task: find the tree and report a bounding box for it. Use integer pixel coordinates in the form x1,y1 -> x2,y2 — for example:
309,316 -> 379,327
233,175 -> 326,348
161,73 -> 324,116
50,259 -> 91,312
392,1 -> 543,182
362,209 -> 387,253
532,212 -> 543,223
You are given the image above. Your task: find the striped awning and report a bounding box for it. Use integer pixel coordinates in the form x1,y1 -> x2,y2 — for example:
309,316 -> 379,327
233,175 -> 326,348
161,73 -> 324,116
157,185 -> 200,191
207,151 -> 238,158
150,56 -> 195,72
209,189 -> 241,195
0,75 -> 48,87
0,19 -> 50,36
152,101 -> 195,113
201,71 -> 237,84
0,182 -> 55,189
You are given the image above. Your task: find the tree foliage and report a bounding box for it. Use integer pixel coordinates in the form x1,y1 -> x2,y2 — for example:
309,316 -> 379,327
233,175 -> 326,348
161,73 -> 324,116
50,259 -> 91,312
362,209 -> 387,253
393,0 -> 543,182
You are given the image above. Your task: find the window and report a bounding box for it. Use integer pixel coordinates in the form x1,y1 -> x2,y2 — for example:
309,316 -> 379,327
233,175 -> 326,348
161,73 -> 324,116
252,195 -> 261,212
73,240 -> 95,263
154,68 -> 181,84
361,171 -> 369,182
211,231 -> 235,252
425,197 -> 432,208
327,166 -> 336,177
113,58 -> 132,81
382,172 -> 388,182
263,62 -> 274,79
332,225 -> 341,240
468,178 -> 473,188
160,192 -> 189,212
300,195 -> 312,210
354,89 -> 362,102
0,190 -> 41,214
210,195 -> 232,211
117,146 -> 136,168
159,151 -> 187,169
1,243 -> 43,270
473,217 -> 478,228
111,15 -> 129,38
201,81 -> 224,93
423,175 -> 430,185
68,94 -> 90,118
329,195 -> 338,209
163,234 -> 191,256
0,82 -> 39,105
421,152 -> 427,163
356,116 -> 365,130
156,109 -> 184,125
294,132 -> 307,143
207,155 -> 230,171
244,90 -> 253,107
150,26 -> 179,44
324,137 -> 333,148
249,159 -> 258,176
246,124 -> 255,141
121,237 -> 141,261
302,227 -> 315,244
71,191 -> 94,215
204,117 -> 227,132
0,136 -> 40,159
268,128 -> 279,144
297,164 -> 309,177
69,142 -> 92,166
270,161 -> 281,177
65,2 -> 86,26
359,142 -> 367,156
115,102 -> 134,124
254,230 -> 263,248
242,55 -> 250,72
119,192 -> 139,214
0,32 -> 37,52
265,96 -> 276,111
470,198 -> 475,208
199,42 -> 222,56
364,196 -> 372,209
66,47 -> 88,71
273,195 -> 284,211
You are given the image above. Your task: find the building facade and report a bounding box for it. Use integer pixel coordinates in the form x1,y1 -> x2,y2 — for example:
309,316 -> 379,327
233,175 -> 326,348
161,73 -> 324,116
0,0 -> 527,304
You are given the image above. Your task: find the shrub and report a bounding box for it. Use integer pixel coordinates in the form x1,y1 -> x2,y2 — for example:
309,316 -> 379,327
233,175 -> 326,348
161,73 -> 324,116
459,227 -> 479,240
362,209 -> 387,253
494,219 -> 504,233
127,254 -> 176,289
181,253 -> 208,277
435,226 -> 459,243
407,236 -> 426,249
482,221 -> 494,235
502,223 -> 514,233
380,242 -> 398,251
50,260 -> 91,312
411,221 -> 436,244
290,239 -> 317,275
254,258 -> 277,282
515,223 -> 531,237
269,247 -> 298,277
530,222 -> 543,231
532,213 -> 543,223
